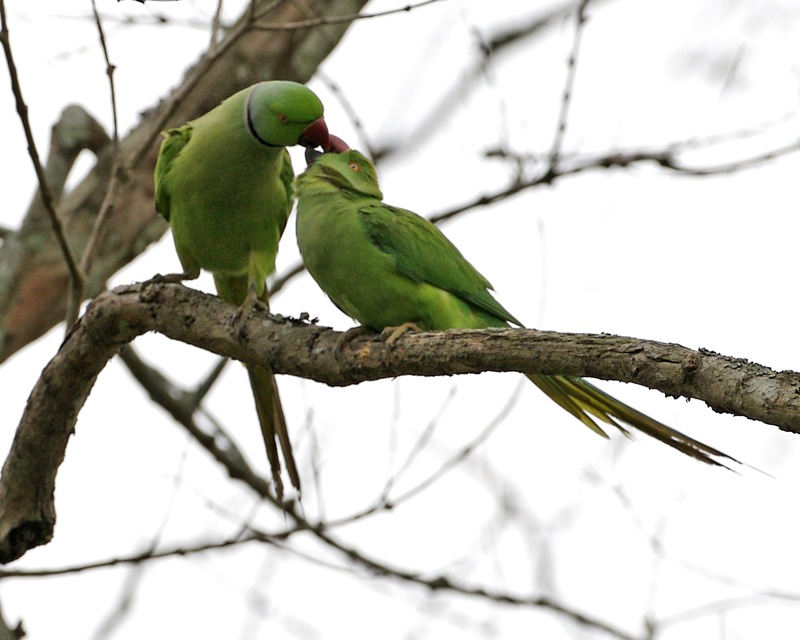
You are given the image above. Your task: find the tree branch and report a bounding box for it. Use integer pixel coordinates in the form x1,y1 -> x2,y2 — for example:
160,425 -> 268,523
70,0 -> 123,328
431,138 -> 800,223
0,0 -> 85,314
547,0 -> 591,169
0,282 -> 796,563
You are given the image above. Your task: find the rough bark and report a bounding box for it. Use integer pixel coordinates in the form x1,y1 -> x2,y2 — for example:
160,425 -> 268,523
0,281 -> 797,563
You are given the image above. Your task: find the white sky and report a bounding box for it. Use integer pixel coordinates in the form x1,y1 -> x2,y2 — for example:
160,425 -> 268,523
1,0 -> 800,638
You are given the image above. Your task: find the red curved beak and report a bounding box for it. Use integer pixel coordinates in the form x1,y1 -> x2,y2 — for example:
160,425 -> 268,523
299,118 -> 351,152
327,135 -> 350,152
299,117 -> 331,150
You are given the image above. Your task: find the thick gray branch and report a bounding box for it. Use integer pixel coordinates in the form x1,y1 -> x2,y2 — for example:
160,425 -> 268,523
0,282 -> 797,563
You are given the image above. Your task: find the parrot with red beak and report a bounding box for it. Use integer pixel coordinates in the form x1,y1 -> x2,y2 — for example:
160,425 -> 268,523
154,81 -> 345,499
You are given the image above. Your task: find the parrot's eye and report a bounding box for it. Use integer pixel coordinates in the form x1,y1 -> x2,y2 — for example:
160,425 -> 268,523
277,114 -> 289,124
349,162 -> 360,172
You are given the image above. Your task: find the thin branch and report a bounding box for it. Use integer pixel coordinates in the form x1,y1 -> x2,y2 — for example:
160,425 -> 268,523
0,510 -> 637,640
294,522 -> 640,640
0,600 -> 23,640
431,138 -> 800,223
119,336 -> 484,534
370,1 -> 584,163
656,595 -> 800,634
547,0 -> 591,170
71,1 -> 123,327
318,72 -> 377,158
252,0 -> 443,32
317,382 -> 527,529
91,0 -> 119,147
0,538 -> 259,578
381,386 -> 459,498
123,3 -> 254,168
187,356 -> 229,408
89,564 -> 146,640
0,0 -> 84,316
277,125 -> 797,295
269,261 -> 306,297
0,518 -> 638,640
209,0 -> 225,48
125,0 -> 320,168
116,345 -> 274,505
379,380 -> 525,508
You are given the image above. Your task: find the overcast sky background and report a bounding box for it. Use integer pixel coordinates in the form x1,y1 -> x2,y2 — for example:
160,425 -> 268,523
1,1 -> 800,638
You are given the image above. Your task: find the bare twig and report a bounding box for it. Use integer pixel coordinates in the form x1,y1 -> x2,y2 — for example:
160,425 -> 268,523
379,380 -> 525,507
0,521 -> 638,639
0,538 -> 260,578
370,2 -> 582,163
209,0 -> 225,47
432,138 -> 800,223
547,0 -> 591,170
318,72 -> 376,157
89,564 -> 146,640
117,345 -> 263,494
91,0 -> 119,146
252,0 -> 443,32
277,121 -> 799,295
319,382 -> 526,529
269,261 -> 306,297
111,334 -> 512,534
0,600 -> 23,640
295,522 -> 640,640
71,1 -> 123,327
0,0 -> 84,319
0,436 -> 635,640
187,356 -> 229,408
124,3 -> 254,167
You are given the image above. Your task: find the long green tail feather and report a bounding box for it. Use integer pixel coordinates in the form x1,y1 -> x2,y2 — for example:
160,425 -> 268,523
248,364 -> 299,499
215,272 -> 299,499
527,374 -> 737,467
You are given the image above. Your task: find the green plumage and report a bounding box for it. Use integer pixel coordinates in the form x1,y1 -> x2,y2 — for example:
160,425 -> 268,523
295,150 -> 737,467
155,81 -> 331,498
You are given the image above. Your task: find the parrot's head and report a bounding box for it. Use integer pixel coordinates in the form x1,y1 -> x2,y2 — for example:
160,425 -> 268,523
246,81 -> 345,151
302,149 -> 384,200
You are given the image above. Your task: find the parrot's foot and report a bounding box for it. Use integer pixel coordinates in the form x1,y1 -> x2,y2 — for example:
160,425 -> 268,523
231,285 -> 268,330
333,325 -> 375,357
381,322 -> 421,348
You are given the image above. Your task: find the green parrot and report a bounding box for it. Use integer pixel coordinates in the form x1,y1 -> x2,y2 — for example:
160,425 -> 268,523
294,149 -> 737,467
154,80 -> 344,499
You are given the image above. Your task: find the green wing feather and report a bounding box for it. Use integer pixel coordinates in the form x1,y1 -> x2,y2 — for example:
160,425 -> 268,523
154,125 -> 192,221
357,203 -> 523,327
356,201 -> 732,464
280,148 -> 295,204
